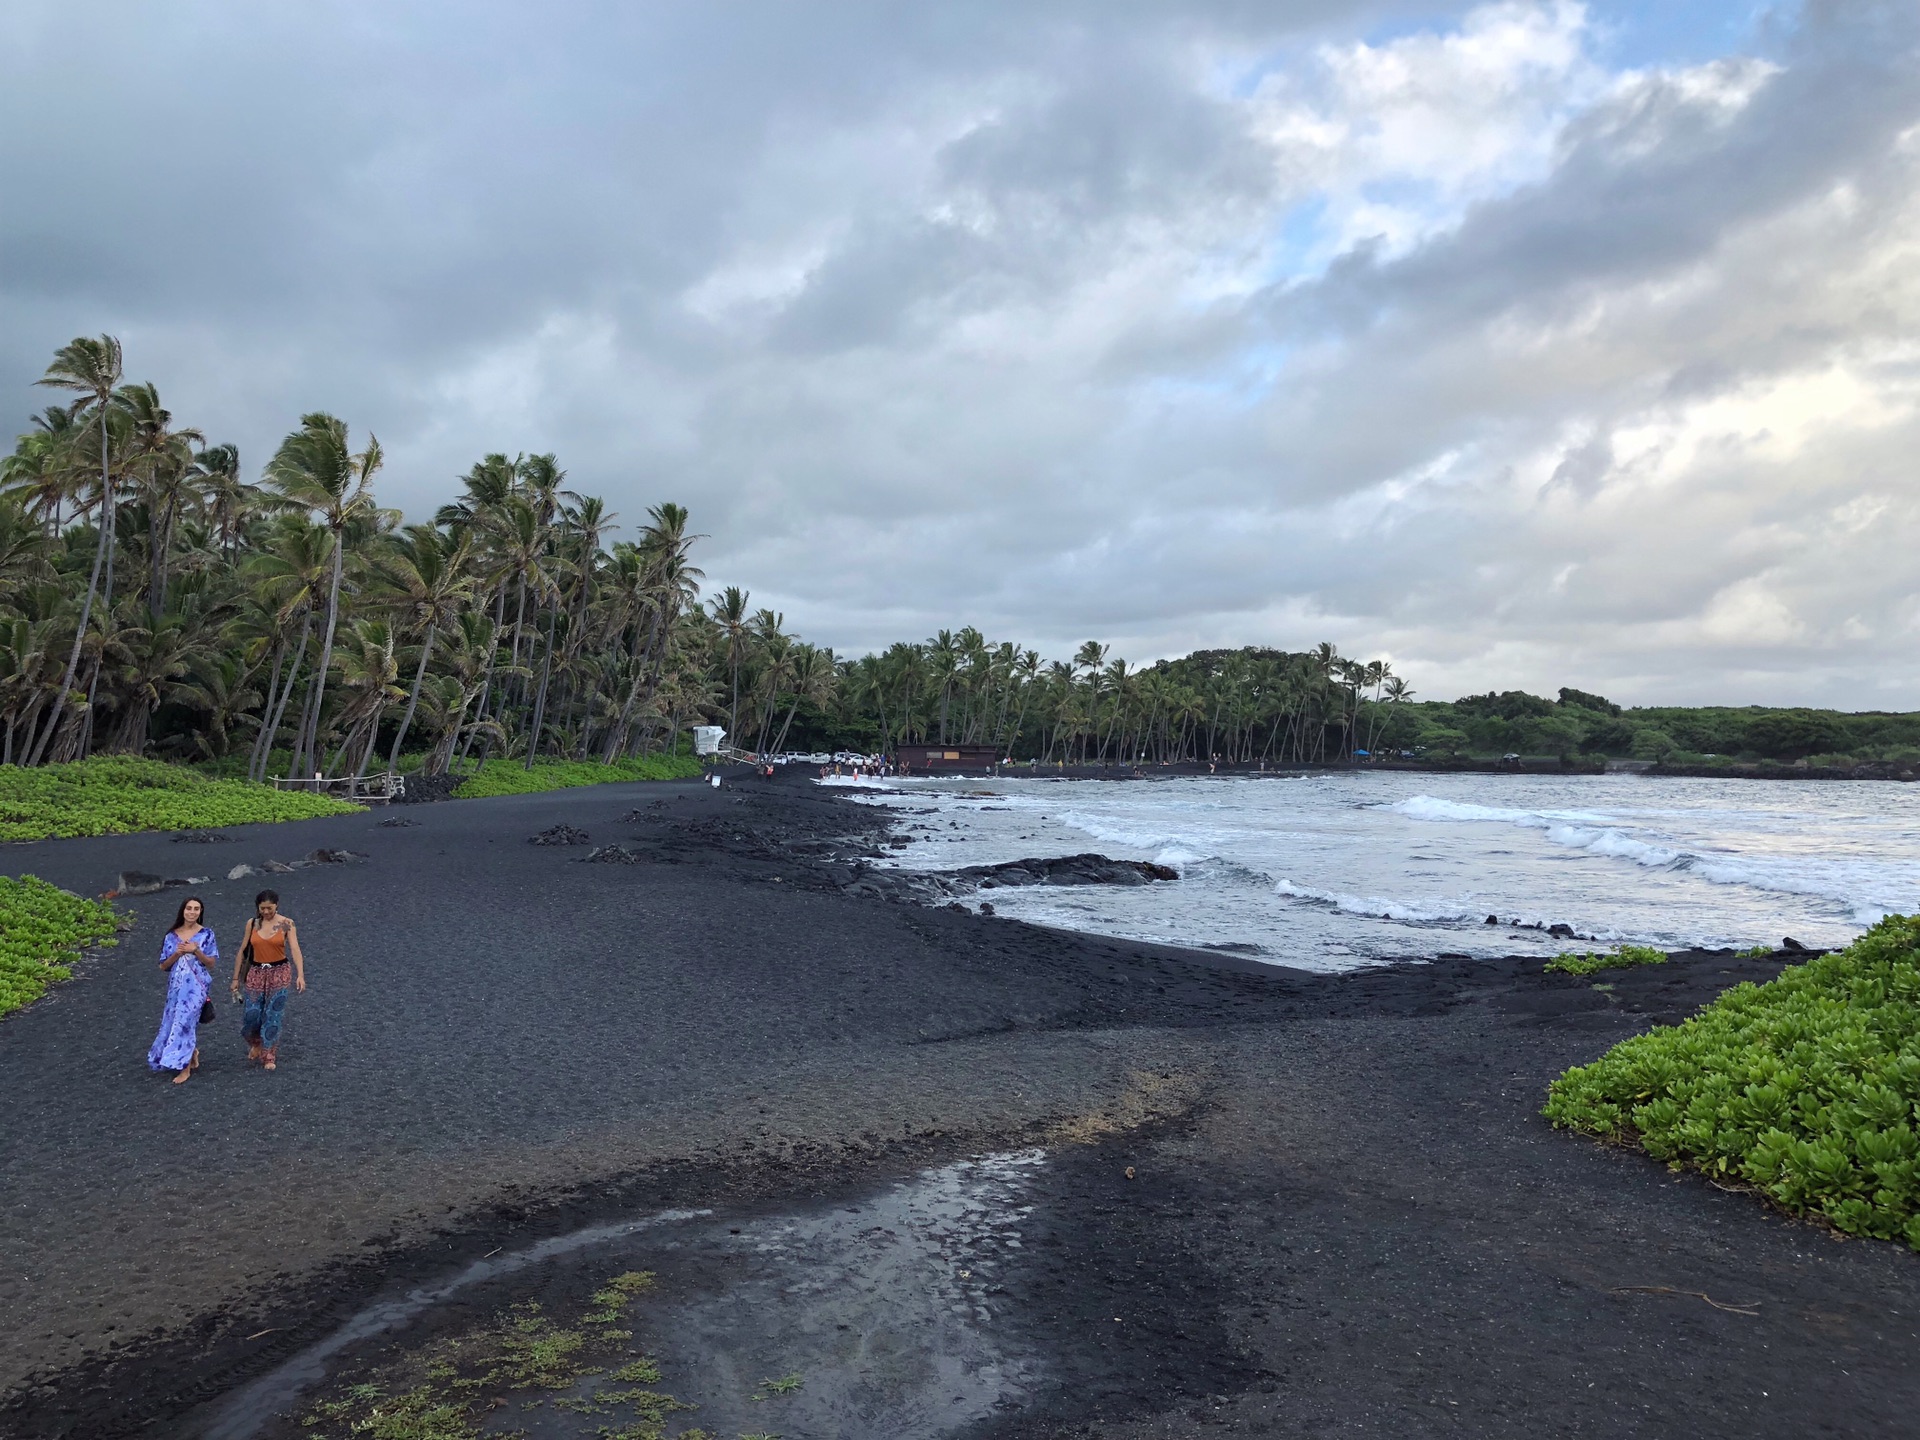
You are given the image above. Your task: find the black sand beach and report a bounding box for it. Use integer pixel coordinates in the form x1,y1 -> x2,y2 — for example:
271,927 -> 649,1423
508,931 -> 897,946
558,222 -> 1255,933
2,774 -> 1916,1438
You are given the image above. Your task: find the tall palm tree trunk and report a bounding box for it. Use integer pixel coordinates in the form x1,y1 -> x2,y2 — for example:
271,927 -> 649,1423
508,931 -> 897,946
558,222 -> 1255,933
249,636 -> 289,779
254,611 -> 312,782
73,498 -> 118,761
27,441 -> 110,766
292,539 -> 344,777
388,621 -> 436,772
462,584 -> 507,767
601,607 -> 664,763
524,608 -> 557,769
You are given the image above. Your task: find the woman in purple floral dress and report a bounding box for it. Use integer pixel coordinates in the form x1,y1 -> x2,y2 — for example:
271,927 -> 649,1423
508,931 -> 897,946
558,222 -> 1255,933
147,897 -> 217,1085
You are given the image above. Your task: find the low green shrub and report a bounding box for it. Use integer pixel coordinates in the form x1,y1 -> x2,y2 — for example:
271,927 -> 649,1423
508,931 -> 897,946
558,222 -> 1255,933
1544,944 -> 1669,976
1544,915 -> 1920,1250
0,875 -> 118,1018
452,754 -> 702,799
0,756 -> 359,841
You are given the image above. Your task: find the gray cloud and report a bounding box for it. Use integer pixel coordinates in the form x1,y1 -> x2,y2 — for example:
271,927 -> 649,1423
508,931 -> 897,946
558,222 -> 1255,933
3,0 -> 1917,706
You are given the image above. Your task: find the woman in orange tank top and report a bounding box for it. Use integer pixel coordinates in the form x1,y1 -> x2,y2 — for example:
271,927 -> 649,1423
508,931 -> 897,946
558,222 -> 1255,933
228,889 -> 306,1071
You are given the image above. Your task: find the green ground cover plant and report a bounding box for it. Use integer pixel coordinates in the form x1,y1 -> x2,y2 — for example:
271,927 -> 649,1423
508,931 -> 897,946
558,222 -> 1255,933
1544,944 -> 1669,977
452,754 -> 702,799
300,1266 -> 704,1440
0,875 -> 117,1018
1544,915 -> 1920,1250
0,756 -> 357,841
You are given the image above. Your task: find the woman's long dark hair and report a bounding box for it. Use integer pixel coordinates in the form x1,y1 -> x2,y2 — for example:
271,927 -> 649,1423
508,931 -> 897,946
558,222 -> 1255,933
170,896 -> 206,930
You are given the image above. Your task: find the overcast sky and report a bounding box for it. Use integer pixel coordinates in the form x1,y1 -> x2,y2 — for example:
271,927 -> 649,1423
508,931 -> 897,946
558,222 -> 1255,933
3,1 -> 1916,707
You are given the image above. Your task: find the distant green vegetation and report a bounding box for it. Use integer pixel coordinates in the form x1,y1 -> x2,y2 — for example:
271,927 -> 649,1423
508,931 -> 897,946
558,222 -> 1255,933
1386,687 -> 1920,767
0,756 -> 358,841
0,876 -> 117,1018
766,636 -> 1920,767
1544,944 -> 1670,977
1544,917 -> 1920,1251
452,753 -> 702,799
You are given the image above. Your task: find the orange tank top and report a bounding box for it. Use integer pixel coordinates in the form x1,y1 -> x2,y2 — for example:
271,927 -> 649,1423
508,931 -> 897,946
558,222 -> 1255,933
250,924 -> 289,965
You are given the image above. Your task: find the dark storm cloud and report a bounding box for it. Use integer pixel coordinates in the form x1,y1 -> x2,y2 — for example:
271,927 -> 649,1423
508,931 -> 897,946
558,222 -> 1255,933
3,1 -> 1917,704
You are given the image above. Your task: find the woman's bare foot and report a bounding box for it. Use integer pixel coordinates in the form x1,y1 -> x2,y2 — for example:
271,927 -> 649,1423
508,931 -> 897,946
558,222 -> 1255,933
189,1049 -> 200,1074
246,1043 -> 262,1064
263,1054 -> 276,1071
172,1067 -> 192,1085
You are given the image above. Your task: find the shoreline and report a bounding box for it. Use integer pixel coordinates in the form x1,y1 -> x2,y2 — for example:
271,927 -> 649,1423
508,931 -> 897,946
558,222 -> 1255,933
868,757 -> 1918,782
3,777 -> 1916,1437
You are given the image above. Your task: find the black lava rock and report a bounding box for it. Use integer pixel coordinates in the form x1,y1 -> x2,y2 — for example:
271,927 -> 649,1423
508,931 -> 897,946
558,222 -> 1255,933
529,825 -> 592,846
581,845 -> 644,864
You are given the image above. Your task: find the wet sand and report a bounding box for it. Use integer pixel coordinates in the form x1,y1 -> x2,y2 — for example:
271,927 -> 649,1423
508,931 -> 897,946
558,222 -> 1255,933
2,772 -> 1916,1438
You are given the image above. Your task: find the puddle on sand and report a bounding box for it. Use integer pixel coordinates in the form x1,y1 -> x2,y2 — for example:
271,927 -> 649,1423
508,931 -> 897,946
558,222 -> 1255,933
629,1148 -> 1046,1438
195,1149 -> 1048,1440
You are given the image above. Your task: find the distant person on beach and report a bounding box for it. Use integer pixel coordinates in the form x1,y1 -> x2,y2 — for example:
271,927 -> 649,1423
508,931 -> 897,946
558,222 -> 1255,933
147,897 -> 216,1086
229,889 -> 305,1072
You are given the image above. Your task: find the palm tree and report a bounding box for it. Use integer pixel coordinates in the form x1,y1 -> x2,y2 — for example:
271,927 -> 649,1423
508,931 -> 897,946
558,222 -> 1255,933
243,518 -> 333,781
380,526 -> 473,770
109,616 -> 212,755
117,382 -> 208,622
714,584 -> 751,747
0,406 -> 82,533
490,498 -> 543,711
179,654 -> 263,761
264,413 -> 383,777
768,643 -> 836,754
601,503 -> 703,762
194,443 -> 256,562
442,453 -> 519,764
420,610 -> 498,774
328,620 -> 404,777
926,629 -> 963,743
26,335 -> 122,764
548,494 -> 616,749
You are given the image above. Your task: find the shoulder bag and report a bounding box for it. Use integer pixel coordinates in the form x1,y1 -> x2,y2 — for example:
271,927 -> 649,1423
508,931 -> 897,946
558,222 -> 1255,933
199,928 -> 219,1024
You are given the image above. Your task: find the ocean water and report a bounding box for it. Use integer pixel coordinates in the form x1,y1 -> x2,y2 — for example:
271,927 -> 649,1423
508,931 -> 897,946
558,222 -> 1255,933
822,772 -> 1920,972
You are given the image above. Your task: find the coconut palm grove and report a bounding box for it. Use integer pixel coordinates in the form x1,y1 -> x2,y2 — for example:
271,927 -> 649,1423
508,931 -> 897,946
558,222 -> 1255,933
3,335 -> 1916,781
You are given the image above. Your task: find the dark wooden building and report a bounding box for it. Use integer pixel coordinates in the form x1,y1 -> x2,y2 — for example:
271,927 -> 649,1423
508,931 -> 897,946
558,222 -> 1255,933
894,742 -> 1004,773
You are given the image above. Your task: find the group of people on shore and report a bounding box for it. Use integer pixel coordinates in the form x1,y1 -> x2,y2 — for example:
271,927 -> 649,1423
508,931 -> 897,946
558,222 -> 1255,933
147,889 -> 307,1084
820,760 -> 892,778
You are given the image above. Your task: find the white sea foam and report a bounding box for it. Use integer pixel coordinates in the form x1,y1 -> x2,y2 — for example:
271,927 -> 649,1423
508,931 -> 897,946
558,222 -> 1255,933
833,771 -> 1920,969
1273,878 -> 1477,924
1388,790 -> 1911,916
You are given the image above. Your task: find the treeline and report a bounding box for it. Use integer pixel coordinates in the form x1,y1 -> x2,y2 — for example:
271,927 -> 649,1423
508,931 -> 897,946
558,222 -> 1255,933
0,336 -> 710,774
6,334 -> 1912,777
1402,689 -> 1920,766
806,640 -> 1411,764
774,643 -> 1920,766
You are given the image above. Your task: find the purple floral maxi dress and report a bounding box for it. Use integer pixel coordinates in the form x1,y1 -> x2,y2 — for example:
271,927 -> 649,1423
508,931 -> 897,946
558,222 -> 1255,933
147,928 -> 217,1072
